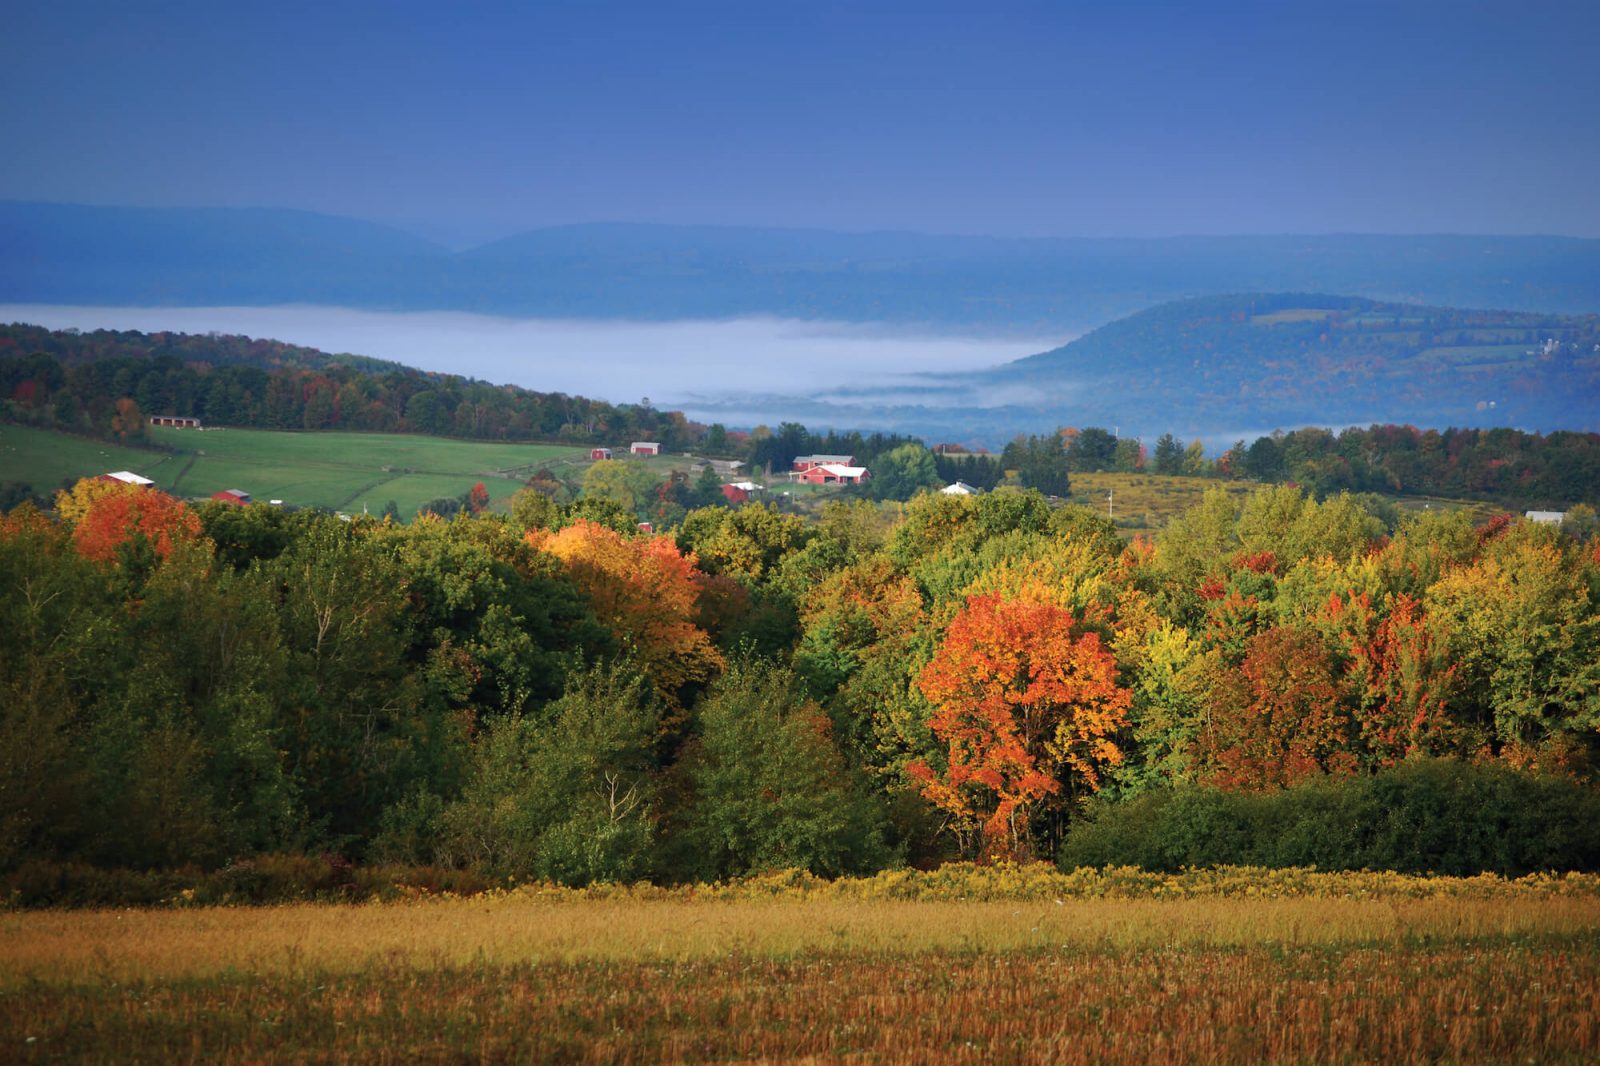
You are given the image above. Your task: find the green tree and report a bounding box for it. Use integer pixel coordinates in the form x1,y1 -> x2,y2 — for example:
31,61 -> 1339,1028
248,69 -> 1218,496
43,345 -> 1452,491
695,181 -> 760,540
673,658 -> 894,879
436,665 -> 660,883
863,443 -> 939,501
1153,433 -> 1185,475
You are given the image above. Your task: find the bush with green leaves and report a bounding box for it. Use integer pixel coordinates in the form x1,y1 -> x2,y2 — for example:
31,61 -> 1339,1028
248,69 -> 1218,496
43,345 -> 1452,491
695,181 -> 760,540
1059,758 -> 1600,876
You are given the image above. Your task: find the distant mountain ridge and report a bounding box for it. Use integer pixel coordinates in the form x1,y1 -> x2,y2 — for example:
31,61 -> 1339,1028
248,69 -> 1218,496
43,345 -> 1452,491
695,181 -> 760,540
5,202 -> 1600,330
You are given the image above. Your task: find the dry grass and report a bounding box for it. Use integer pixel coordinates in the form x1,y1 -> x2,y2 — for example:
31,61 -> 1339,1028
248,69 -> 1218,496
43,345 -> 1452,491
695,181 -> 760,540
6,894 -> 1600,991
7,874 -> 1600,1061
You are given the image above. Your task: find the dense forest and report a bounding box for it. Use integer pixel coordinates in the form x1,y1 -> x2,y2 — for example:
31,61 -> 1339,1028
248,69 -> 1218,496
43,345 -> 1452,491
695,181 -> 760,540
5,473 -> 1599,898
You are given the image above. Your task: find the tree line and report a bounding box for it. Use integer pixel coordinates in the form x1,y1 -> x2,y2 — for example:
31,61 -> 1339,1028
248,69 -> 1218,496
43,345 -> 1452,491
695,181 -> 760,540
5,474 -> 1598,891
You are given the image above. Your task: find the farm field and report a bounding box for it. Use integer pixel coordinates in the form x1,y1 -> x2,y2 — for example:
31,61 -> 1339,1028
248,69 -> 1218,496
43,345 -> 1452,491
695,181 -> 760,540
5,880 -> 1599,1062
2,424 -> 590,519
1067,470 -> 1501,536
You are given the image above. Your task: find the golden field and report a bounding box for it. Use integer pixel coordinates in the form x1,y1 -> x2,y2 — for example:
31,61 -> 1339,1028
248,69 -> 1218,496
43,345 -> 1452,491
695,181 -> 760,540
6,867 -> 1600,1062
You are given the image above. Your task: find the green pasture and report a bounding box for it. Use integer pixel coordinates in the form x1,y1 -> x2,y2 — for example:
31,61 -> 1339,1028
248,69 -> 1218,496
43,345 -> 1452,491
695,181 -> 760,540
1,424 -> 182,495
4,424 -> 587,519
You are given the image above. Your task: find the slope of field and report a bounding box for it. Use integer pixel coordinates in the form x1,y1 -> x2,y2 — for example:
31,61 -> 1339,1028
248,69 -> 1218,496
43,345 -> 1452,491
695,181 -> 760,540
3,424 -> 587,518
0,422 -> 177,493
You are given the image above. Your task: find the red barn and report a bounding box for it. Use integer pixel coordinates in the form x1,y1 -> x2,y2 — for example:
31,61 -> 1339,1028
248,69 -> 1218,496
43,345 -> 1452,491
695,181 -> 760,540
721,481 -> 762,504
590,447 -> 613,460
798,463 -> 868,486
210,489 -> 251,506
630,442 -> 661,456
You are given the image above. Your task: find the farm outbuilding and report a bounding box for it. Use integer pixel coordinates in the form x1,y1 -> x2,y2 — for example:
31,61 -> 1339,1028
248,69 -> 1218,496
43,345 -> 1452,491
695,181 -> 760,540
101,471 -> 155,486
1525,510 -> 1566,525
590,447 -> 613,461
721,481 -> 763,504
797,463 -> 869,486
211,489 -> 252,506
150,415 -> 201,429
631,442 -> 661,456
940,481 -> 980,496
793,454 -> 854,472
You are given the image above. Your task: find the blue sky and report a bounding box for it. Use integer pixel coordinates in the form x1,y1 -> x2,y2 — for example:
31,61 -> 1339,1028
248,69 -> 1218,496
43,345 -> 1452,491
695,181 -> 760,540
5,0 -> 1598,244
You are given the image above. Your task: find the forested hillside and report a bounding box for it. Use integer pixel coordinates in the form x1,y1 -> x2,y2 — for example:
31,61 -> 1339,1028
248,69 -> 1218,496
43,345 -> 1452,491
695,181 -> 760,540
0,323 -> 692,446
995,293 -> 1600,434
5,477 -> 1599,898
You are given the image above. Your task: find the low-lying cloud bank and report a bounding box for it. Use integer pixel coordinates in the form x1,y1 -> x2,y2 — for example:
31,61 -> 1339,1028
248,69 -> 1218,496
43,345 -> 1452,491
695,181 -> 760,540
1,304 -> 1062,428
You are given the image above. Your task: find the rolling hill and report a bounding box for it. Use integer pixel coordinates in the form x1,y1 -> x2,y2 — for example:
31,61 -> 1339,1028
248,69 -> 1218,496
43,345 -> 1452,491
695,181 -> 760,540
981,294 -> 1600,437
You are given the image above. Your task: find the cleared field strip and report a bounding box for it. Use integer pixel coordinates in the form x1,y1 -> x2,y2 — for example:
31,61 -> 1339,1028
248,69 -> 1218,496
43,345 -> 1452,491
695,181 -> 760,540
6,893 -> 1599,989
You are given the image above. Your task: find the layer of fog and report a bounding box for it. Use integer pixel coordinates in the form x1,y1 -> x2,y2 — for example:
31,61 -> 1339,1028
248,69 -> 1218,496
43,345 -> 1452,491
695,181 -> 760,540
1,304 -> 1064,424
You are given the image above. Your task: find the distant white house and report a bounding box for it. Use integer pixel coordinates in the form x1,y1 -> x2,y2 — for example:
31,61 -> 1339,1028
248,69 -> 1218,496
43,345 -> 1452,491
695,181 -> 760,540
941,481 -> 981,496
1525,510 -> 1566,525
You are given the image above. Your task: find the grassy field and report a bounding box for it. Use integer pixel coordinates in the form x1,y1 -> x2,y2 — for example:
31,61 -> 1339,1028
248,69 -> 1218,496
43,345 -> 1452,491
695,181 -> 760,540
5,872 -> 1599,1062
1068,470 -> 1502,537
2,424 -> 590,519
0,423 -> 177,495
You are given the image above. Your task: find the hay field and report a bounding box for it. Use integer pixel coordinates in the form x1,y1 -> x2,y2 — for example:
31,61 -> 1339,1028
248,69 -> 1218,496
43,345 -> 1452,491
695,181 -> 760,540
6,873 -> 1600,1062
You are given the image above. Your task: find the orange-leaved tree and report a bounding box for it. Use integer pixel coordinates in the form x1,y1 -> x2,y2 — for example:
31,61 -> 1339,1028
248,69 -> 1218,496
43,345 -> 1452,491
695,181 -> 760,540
63,479 -> 203,565
527,519 -> 722,709
908,592 -> 1130,858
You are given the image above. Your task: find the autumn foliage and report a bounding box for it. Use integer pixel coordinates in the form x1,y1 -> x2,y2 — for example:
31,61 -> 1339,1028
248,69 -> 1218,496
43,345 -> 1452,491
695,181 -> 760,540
528,519 -> 723,706
59,479 -> 203,564
909,592 -> 1130,857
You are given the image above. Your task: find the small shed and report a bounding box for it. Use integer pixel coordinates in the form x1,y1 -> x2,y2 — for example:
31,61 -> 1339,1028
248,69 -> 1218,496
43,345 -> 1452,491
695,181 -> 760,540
149,415 -> 201,429
721,481 -> 763,505
631,442 -> 661,456
637,521 -> 654,534
590,447 -> 613,461
211,489 -> 252,506
1525,510 -> 1566,525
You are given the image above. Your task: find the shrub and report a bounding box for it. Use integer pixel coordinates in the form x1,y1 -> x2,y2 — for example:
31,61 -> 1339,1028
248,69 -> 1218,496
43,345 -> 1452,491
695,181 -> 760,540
1059,758 -> 1600,876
